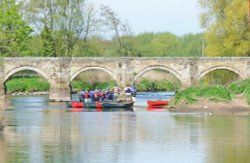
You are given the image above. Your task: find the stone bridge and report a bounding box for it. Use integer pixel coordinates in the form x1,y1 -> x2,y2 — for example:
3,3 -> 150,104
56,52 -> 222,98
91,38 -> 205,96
0,57 -> 250,103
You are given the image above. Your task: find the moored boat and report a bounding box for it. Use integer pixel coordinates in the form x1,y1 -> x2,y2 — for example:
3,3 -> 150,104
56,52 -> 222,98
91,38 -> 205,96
147,100 -> 168,106
102,102 -> 134,108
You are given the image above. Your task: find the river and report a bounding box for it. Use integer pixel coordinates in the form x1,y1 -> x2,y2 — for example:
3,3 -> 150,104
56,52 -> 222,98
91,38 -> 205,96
1,93 -> 250,163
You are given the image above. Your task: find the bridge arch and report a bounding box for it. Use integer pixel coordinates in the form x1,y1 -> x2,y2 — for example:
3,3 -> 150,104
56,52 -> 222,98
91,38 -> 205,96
198,66 -> 243,80
70,66 -> 117,82
4,66 -> 52,84
134,65 -> 182,85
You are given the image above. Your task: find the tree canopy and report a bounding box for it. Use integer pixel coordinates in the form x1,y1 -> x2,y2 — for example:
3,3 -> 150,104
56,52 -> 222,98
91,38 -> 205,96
199,0 -> 250,56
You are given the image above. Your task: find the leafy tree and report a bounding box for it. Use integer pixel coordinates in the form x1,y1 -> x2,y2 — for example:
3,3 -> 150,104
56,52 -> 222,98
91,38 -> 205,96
21,0 -> 99,56
40,25 -> 56,56
0,0 -> 33,56
100,5 -> 135,56
199,0 -> 250,56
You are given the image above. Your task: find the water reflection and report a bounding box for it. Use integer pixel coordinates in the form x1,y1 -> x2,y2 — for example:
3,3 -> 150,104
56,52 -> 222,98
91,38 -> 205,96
1,95 -> 250,162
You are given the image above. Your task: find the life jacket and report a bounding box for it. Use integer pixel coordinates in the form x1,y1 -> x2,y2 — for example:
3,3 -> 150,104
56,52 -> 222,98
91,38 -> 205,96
84,92 -> 89,98
94,93 -> 99,98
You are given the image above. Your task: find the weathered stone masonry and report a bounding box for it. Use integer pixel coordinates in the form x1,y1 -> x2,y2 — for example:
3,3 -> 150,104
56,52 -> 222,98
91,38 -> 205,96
0,57 -> 249,107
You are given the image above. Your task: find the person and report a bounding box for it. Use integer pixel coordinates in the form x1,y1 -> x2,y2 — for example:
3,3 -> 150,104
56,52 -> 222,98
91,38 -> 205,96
78,90 -> 85,102
100,90 -> 106,101
94,90 -> 100,101
131,85 -> 136,102
131,85 -> 136,97
124,85 -> 132,101
84,91 -> 90,102
113,86 -> 120,102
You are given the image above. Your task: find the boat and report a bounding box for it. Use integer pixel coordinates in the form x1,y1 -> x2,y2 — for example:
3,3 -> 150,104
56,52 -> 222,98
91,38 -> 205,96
83,101 -> 102,109
147,100 -> 168,106
71,101 -> 83,108
102,102 -> 134,108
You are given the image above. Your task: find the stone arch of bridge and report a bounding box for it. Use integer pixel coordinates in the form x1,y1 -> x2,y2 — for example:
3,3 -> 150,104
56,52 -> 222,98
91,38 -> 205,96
198,66 -> 243,80
133,65 -> 183,85
4,66 -> 52,84
70,66 -> 117,82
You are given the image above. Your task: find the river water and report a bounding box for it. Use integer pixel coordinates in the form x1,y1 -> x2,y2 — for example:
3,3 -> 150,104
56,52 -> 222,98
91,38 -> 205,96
1,93 -> 250,163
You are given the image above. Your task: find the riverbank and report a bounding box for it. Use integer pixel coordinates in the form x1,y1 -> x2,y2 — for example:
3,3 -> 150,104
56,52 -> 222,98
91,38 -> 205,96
169,96 -> 250,115
8,91 -> 49,96
169,79 -> 250,115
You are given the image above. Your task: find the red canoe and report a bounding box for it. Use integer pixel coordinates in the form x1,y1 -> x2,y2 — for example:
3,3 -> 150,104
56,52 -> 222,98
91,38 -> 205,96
147,100 -> 168,106
71,101 -> 83,108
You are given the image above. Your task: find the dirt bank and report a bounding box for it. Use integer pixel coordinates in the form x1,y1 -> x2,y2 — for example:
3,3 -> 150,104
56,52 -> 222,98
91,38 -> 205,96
169,98 -> 250,115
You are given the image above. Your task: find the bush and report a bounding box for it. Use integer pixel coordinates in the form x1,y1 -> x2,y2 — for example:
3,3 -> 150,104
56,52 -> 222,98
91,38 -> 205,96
136,79 -> 180,92
71,80 -> 116,92
173,86 -> 231,105
5,77 -> 50,93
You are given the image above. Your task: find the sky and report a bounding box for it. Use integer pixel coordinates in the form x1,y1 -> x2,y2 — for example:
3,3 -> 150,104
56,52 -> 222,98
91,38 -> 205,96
94,0 -> 204,36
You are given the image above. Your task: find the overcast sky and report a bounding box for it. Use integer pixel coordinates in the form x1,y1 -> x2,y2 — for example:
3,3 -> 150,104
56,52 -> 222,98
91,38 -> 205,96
94,0 -> 204,35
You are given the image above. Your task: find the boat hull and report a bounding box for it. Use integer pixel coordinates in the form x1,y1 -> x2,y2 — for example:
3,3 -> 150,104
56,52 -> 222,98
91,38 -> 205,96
71,101 -> 83,108
147,100 -> 168,106
83,102 -> 102,108
102,102 -> 134,108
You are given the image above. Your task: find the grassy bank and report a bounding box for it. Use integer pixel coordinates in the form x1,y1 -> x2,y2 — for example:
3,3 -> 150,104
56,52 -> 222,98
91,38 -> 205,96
172,79 -> 250,105
5,77 -> 50,94
5,77 -> 117,94
135,79 -> 180,92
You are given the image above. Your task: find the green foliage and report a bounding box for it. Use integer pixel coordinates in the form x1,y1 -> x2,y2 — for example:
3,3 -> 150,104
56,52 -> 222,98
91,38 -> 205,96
200,70 -> 240,86
173,86 -> 231,105
133,32 -> 203,57
5,77 -> 50,93
135,79 -> 180,92
0,0 -> 33,56
72,41 -> 100,57
40,26 -> 56,56
71,80 -> 91,92
228,79 -> 250,104
174,79 -> 250,105
199,0 -> 250,56
71,80 -> 116,92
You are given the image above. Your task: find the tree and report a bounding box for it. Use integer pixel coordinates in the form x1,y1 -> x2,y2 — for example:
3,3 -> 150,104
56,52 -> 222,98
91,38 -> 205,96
0,0 -> 33,56
40,25 -> 56,56
199,0 -> 250,56
21,0 -> 99,56
100,5 -> 135,56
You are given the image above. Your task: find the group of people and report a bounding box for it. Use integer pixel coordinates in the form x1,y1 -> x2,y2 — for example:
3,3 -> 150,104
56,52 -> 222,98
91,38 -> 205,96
78,89 -> 115,102
78,85 -> 136,102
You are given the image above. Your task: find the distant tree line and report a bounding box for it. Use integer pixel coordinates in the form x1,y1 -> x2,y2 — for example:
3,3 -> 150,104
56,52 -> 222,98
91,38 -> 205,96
0,0 -> 249,57
0,0 -> 204,57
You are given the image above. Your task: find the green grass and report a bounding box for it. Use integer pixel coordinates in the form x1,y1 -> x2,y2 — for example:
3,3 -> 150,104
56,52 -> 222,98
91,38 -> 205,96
5,77 -> 50,93
173,79 -> 250,105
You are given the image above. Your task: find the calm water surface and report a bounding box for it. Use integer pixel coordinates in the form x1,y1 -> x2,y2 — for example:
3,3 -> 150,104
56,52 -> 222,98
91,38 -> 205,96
1,94 -> 250,163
